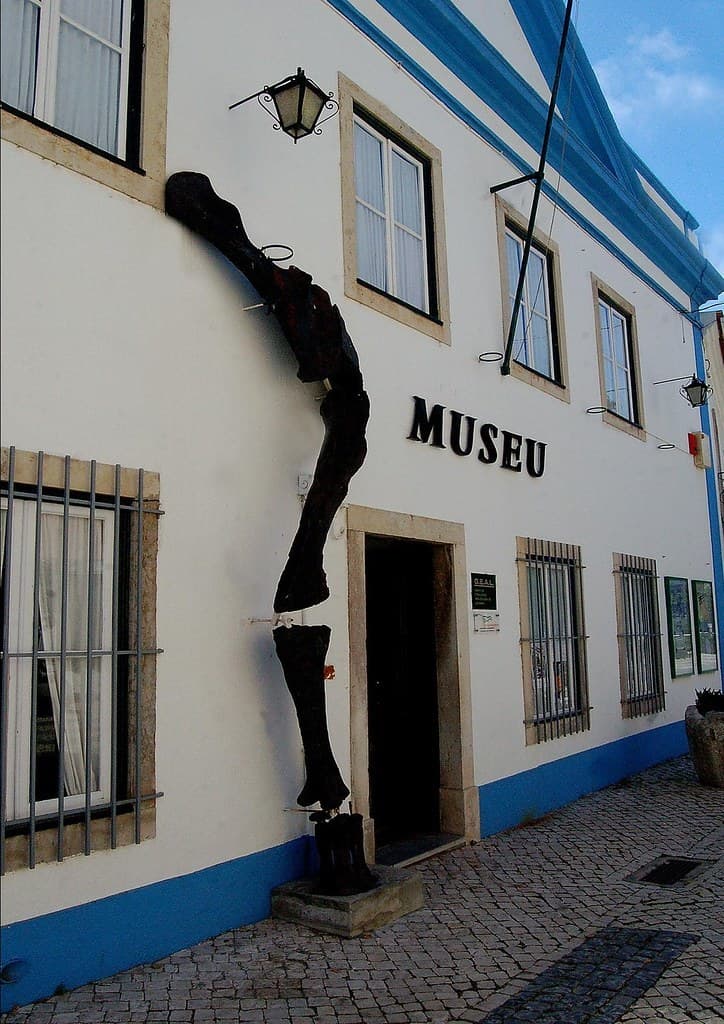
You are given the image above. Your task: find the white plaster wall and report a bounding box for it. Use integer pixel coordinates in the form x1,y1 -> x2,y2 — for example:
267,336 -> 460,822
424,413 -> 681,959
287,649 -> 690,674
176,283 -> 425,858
1,0 -> 719,925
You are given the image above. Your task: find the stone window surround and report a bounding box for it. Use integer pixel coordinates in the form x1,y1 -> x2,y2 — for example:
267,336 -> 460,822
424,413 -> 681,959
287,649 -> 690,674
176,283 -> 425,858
1,447 -> 160,872
0,0 -> 170,210
590,275 -> 646,442
338,73 -> 451,345
494,196 -> 570,403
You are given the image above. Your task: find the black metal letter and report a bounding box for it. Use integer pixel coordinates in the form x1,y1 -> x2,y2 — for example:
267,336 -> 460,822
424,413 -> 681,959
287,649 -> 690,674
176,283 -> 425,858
525,439 -> 547,478
478,423 -> 499,464
449,411 -> 476,456
501,431 -> 523,472
408,396 -> 446,448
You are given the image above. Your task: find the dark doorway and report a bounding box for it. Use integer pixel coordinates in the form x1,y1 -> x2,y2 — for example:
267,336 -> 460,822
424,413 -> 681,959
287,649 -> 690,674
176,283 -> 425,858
365,535 -> 440,856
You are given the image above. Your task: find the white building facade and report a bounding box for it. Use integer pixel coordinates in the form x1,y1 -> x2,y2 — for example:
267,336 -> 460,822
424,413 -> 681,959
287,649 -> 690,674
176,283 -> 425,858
1,0 -> 722,1008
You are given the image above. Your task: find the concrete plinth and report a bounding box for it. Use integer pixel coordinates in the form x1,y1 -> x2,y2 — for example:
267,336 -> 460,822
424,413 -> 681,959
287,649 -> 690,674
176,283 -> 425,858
271,865 -> 424,937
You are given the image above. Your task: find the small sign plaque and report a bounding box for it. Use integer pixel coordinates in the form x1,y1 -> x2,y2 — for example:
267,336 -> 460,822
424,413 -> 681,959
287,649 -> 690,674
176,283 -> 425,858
471,573 -> 496,610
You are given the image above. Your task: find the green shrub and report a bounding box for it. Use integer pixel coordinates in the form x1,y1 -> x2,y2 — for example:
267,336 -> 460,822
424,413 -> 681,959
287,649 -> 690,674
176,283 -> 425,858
695,688 -> 724,714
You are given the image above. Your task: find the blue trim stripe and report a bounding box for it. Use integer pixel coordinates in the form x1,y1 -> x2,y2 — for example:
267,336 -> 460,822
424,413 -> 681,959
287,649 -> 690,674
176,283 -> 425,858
0,836 -> 313,1012
478,722 -> 687,837
326,0 -> 723,305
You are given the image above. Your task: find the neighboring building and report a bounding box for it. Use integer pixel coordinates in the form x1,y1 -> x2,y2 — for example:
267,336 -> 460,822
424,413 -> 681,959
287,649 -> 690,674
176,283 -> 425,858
702,309 -> 724,551
1,0 -> 723,1008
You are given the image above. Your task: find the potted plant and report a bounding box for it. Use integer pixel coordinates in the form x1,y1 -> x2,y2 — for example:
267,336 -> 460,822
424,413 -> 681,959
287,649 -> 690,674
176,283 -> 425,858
685,688 -> 724,787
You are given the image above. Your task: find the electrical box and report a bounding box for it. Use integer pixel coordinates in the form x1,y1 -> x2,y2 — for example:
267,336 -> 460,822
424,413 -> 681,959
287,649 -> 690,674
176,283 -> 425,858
687,432 -> 712,470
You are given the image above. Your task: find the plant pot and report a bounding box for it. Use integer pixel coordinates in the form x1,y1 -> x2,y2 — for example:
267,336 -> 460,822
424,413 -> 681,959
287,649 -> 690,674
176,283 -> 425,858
685,705 -> 724,787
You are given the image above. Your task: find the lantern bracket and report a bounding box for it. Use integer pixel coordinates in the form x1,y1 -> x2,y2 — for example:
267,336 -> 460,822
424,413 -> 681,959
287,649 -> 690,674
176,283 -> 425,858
229,68 -> 339,142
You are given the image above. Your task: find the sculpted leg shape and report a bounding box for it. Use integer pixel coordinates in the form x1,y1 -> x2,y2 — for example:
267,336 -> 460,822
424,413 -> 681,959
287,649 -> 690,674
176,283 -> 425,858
165,173 -> 368,839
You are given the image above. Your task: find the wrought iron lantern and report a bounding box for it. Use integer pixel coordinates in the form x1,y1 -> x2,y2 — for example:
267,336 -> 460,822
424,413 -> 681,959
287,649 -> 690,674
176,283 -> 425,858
652,373 -> 712,408
229,68 -> 339,142
680,375 -> 711,408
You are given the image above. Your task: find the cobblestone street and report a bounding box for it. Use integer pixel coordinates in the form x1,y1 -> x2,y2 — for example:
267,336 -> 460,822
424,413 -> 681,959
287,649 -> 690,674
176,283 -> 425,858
4,757 -> 723,1024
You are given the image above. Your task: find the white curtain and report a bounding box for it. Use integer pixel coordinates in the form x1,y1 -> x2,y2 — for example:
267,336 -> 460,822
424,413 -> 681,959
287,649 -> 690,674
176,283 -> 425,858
0,0 -> 40,114
354,122 -> 388,292
38,513 -> 103,797
54,0 -> 123,154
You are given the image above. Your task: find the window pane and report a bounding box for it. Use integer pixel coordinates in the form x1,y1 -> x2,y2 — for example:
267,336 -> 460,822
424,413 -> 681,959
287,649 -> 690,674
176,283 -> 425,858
354,122 -> 385,212
391,149 -> 422,234
614,362 -> 632,420
0,0 -> 39,114
530,313 -> 552,377
505,232 -> 522,299
394,227 -> 426,310
55,20 -> 121,154
599,301 -> 612,358
611,311 -> 628,367
356,203 -> 387,292
60,0 -> 124,47
527,250 -> 547,315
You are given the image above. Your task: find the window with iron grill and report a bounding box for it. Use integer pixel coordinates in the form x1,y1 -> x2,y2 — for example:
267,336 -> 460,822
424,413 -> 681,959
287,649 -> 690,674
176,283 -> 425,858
1,447 -> 161,873
517,537 -> 590,744
613,553 -> 665,717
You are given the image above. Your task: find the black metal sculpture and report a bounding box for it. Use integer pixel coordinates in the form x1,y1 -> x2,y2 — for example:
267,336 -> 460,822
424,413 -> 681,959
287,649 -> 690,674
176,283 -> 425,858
165,173 -> 374,894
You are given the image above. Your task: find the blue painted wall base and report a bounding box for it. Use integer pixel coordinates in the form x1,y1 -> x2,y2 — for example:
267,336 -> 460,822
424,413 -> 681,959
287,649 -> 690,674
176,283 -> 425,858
0,835 -> 313,1012
479,721 -> 687,837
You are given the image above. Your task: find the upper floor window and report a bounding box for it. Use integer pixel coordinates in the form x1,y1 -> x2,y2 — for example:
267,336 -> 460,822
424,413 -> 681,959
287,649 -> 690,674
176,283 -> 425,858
598,296 -> 638,421
504,225 -> 560,381
1,0 -> 142,163
339,74 -> 450,345
495,198 -> 568,402
354,114 -> 431,315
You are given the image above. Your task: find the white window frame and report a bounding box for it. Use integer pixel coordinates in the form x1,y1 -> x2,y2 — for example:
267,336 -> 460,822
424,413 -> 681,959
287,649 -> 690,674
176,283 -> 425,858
598,296 -> 634,421
338,74 -> 450,345
505,226 -> 556,379
2,0 -> 134,159
2,499 -> 114,823
591,277 -> 645,438
353,113 -> 430,314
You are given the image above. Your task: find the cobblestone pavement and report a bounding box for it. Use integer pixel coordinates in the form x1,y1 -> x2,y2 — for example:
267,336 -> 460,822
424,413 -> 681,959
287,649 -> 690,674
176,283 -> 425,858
4,757 -> 723,1024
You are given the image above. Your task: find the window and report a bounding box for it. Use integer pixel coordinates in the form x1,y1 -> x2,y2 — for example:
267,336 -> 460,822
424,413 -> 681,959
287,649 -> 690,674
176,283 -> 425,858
613,553 -> 665,717
505,227 -> 558,379
495,199 -> 568,400
354,115 -> 430,313
517,537 -> 590,744
339,74 -> 450,344
0,0 -> 169,208
1,0 -> 141,161
1,447 -> 160,872
591,278 -> 644,437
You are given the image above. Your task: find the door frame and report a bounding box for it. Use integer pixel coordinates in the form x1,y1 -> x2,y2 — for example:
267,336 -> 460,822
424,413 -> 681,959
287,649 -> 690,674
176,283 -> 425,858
346,505 -> 479,861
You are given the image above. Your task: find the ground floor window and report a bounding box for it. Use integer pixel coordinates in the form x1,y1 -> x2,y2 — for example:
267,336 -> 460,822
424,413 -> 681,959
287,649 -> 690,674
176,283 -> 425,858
613,553 -> 665,717
517,537 -> 590,744
1,446 -> 160,872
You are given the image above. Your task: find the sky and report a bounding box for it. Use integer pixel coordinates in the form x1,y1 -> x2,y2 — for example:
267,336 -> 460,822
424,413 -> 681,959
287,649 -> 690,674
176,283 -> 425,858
572,0 -> 724,306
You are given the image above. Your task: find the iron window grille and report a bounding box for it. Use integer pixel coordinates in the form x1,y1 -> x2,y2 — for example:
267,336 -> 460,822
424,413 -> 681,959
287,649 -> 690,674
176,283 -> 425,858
613,553 -> 665,718
517,537 -> 590,744
1,447 -> 161,873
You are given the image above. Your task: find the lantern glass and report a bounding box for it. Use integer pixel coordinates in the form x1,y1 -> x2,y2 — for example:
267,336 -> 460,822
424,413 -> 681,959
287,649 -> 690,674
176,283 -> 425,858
682,377 -> 708,408
270,72 -> 328,139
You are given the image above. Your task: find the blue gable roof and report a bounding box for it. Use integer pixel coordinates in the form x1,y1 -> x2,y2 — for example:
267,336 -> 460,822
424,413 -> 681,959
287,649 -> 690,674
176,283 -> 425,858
329,0 -> 723,306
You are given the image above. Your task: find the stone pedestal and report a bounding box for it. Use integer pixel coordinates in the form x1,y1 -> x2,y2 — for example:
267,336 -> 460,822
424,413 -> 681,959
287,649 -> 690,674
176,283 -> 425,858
685,706 -> 724,787
271,865 -> 424,937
